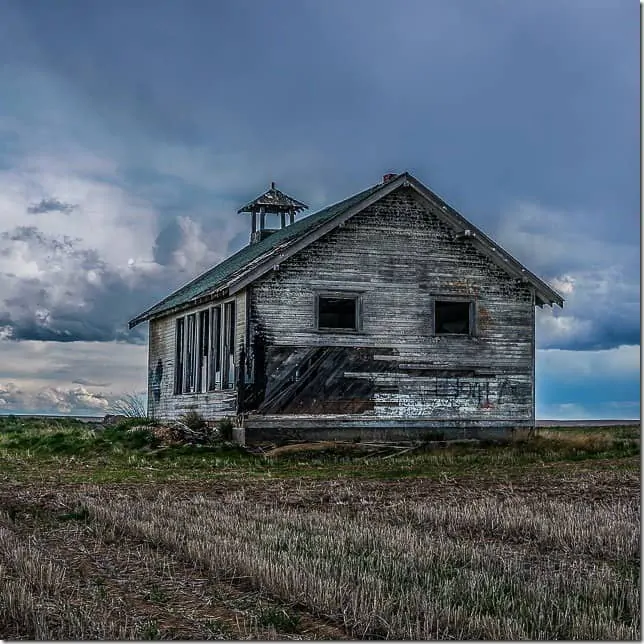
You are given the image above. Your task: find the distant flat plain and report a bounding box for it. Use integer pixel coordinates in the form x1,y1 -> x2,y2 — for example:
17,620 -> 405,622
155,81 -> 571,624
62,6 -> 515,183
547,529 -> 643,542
0,413 -> 640,427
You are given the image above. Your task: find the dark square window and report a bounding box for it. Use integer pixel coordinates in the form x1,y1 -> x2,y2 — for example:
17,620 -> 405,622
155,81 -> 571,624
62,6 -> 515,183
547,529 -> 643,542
318,296 -> 358,331
435,300 -> 471,335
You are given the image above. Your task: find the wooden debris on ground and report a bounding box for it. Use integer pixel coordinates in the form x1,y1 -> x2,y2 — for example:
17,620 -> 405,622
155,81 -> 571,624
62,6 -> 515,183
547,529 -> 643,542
123,421 -> 222,447
260,440 -> 426,459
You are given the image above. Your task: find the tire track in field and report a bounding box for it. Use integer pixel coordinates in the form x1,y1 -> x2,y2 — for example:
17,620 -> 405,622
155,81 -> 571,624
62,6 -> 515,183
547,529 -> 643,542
1,491 -> 349,640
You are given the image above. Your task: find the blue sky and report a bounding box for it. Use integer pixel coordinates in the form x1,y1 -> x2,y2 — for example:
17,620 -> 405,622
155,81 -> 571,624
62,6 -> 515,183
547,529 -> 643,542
0,0 -> 639,418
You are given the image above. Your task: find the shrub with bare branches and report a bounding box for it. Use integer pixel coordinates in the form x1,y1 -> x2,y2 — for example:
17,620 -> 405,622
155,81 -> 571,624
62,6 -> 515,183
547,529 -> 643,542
107,393 -> 147,419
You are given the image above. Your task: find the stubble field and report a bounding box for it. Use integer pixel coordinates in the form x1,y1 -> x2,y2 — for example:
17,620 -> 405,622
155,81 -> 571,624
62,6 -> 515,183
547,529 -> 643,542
0,418 -> 640,640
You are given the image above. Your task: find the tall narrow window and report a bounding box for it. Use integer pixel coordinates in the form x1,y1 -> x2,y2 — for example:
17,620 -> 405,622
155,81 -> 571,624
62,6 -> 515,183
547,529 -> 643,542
222,301 -> 236,389
198,310 -> 209,393
174,301 -> 238,395
175,317 -> 185,394
208,306 -> 221,391
185,313 -> 196,392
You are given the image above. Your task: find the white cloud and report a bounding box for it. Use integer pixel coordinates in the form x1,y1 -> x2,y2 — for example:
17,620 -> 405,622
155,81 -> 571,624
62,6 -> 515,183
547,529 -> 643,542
536,344 -> 640,380
536,312 -> 593,347
168,216 -> 221,274
0,380 -> 116,415
35,385 -> 110,413
550,275 -> 575,295
0,158 -> 159,271
0,338 -> 148,414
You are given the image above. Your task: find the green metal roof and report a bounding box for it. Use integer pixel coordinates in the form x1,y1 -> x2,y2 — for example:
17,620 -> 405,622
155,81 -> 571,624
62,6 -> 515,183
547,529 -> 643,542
129,181 -> 384,328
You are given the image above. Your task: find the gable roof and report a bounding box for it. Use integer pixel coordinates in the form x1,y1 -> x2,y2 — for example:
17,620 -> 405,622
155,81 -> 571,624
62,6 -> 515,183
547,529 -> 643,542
129,173 -> 563,329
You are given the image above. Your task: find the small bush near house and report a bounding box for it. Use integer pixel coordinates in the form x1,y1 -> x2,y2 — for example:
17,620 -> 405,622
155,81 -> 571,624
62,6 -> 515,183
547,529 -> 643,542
179,409 -> 208,432
217,417 -> 234,442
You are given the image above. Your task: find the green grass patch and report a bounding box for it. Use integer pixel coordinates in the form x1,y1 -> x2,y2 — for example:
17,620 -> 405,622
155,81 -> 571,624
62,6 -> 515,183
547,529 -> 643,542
257,606 -> 301,632
57,505 -> 91,522
0,419 -> 639,484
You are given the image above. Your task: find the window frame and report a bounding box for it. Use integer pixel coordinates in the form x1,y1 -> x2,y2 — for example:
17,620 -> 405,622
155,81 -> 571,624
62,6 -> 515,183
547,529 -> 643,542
184,313 -> 197,393
314,291 -> 363,333
432,296 -> 477,337
174,296 -> 237,396
207,305 -> 222,392
222,300 -> 236,390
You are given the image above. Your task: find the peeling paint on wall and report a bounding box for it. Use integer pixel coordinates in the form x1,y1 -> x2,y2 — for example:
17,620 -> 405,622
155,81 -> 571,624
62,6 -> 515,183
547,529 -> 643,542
151,358 -> 163,405
246,188 -> 535,434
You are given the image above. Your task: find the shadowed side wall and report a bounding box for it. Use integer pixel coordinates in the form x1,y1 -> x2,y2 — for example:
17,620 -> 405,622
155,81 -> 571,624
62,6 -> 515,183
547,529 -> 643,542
146,291 -> 246,421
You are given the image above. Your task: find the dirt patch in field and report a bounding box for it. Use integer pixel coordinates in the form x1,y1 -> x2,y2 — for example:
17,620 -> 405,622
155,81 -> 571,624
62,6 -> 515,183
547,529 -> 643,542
1,459 -> 638,515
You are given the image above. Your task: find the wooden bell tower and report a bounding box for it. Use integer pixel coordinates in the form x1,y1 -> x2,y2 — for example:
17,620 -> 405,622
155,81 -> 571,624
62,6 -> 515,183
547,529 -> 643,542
237,182 -> 308,245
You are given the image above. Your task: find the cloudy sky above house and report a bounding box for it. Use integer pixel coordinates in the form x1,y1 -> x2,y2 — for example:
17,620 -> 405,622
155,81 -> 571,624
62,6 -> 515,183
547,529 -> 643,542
0,0 -> 638,418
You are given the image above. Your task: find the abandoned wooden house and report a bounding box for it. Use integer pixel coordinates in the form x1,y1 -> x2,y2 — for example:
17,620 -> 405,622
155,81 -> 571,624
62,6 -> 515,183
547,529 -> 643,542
129,172 -> 564,442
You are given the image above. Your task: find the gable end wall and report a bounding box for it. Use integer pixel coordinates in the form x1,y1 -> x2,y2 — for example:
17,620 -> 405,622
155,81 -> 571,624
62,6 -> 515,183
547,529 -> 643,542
246,187 -> 536,439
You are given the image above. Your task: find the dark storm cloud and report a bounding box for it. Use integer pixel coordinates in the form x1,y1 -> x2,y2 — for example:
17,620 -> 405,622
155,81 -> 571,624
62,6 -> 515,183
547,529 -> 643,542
2,226 -> 79,248
493,200 -> 639,352
0,309 -> 126,343
4,1 -> 636,225
0,225 -> 170,343
0,281 -> 155,344
0,222 -> 220,345
0,0 -> 638,358
539,314 -> 641,352
27,197 -> 77,214
152,218 -> 184,266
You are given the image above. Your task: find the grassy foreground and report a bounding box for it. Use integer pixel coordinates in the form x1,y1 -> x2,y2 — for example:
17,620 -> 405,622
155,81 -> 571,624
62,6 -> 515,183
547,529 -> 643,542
0,415 -> 639,483
0,417 -> 640,639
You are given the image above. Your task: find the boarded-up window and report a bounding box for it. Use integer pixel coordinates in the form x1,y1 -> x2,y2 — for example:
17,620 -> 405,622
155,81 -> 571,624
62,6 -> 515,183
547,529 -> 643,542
435,301 -> 471,335
317,296 -> 358,331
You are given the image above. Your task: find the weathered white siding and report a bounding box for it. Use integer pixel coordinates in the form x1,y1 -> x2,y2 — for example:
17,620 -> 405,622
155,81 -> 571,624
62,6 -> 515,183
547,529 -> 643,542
245,186 -> 535,440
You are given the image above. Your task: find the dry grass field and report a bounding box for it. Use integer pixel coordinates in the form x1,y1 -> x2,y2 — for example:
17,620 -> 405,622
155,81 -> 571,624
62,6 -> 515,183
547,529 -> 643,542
0,417 -> 640,640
